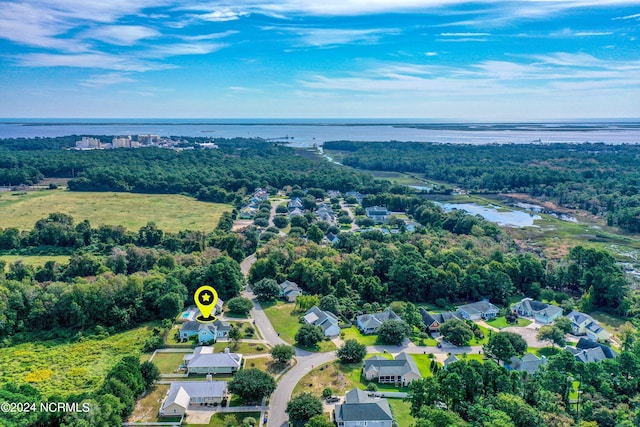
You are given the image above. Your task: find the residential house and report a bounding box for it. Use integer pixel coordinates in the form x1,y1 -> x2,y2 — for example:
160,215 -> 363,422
278,280 -> 302,302
288,207 -> 304,218
572,337 -> 617,360
365,206 -> 390,224
253,188 -> 269,201
325,232 -> 340,244
316,203 -> 335,223
288,197 -> 304,211
512,298 -> 563,324
363,352 -> 421,386
420,309 -> 460,333
345,191 -> 366,204
566,311 -> 611,341
456,300 -> 499,321
443,354 -> 459,368
179,319 -> 231,344
183,347 -> 242,375
303,306 -> 340,337
334,388 -> 393,427
239,207 -> 257,219
507,353 -> 547,375
356,310 -> 400,334
159,378 -> 227,417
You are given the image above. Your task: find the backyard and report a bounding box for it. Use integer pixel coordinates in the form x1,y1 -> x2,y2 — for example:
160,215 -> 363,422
262,301 -> 336,352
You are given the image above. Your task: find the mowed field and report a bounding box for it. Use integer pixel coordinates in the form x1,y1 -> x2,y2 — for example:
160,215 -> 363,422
0,190 -> 231,232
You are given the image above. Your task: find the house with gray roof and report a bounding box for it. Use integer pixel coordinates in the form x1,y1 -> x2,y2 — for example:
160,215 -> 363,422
363,352 -> 421,386
303,306 -> 340,337
420,308 -> 460,333
159,378 -> 227,417
576,338 -> 617,359
567,346 -> 608,363
443,354 -> 459,368
183,347 -> 242,375
512,298 -> 563,324
365,206 -> 390,224
566,311 -> 611,341
456,300 -> 499,321
278,280 -> 302,302
356,310 -> 400,334
179,319 -> 231,344
334,388 -> 393,427
507,353 -> 547,375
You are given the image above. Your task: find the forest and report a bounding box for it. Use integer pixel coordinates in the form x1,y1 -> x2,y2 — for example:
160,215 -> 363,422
323,141 -> 640,232
1,137 -> 639,426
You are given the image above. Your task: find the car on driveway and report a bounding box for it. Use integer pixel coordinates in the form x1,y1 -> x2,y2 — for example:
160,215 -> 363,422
326,396 -> 340,403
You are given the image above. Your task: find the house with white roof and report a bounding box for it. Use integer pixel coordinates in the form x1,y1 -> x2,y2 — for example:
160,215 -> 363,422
159,378 -> 227,417
334,388 -> 393,427
183,347 -> 242,375
303,306 -> 340,337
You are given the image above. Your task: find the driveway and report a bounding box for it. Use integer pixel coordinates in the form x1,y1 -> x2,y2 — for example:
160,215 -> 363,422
502,325 -> 548,348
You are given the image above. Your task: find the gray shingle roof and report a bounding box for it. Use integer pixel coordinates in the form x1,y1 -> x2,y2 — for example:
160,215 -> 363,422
357,310 -> 400,330
161,380 -> 227,411
420,308 -> 460,327
186,347 -> 242,369
576,338 -> 617,359
335,389 -> 393,422
457,300 -> 499,316
363,352 -> 420,378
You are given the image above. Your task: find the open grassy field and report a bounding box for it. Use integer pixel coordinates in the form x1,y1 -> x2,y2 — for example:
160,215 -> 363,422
0,190 -> 230,232
1,255 -> 70,270
292,361 -> 359,397
0,323 -> 156,397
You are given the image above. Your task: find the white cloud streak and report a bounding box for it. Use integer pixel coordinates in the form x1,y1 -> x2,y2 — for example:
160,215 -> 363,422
264,26 -> 399,47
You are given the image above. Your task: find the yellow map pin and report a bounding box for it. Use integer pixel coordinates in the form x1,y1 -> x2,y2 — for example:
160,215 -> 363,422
195,285 -> 218,323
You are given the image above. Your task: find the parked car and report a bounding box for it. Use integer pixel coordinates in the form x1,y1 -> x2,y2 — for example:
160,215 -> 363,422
326,396 -> 340,403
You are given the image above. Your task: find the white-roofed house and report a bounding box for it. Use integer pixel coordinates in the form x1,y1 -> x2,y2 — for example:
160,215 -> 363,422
159,378 -> 227,417
512,298 -> 563,324
183,347 -> 243,375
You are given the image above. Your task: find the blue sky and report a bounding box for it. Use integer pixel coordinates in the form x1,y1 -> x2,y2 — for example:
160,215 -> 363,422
1,0 -> 639,119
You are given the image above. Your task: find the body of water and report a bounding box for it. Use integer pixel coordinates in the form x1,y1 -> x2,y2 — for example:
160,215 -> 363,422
1,119 -> 639,146
439,202 -> 542,227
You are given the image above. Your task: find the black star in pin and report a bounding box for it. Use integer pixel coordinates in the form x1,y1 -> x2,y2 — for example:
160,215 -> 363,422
199,291 -> 213,305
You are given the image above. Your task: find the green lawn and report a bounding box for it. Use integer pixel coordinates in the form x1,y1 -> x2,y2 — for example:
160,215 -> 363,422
486,317 -> 533,329
470,325 -> 491,345
0,323 -> 156,397
164,325 -> 195,348
341,327 -> 379,346
185,411 -> 261,427
389,398 -> 416,426
213,342 -> 269,354
0,255 -> 70,271
262,301 -> 336,352
410,354 -> 436,377
529,347 -> 561,358
151,352 -> 188,374
262,301 -> 300,345
0,190 -> 231,232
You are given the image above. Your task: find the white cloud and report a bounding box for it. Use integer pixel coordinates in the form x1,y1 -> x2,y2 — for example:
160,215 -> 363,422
16,52 -> 175,72
613,12 -> 640,20
84,25 -> 160,46
80,72 -> 136,87
179,30 -> 238,41
198,8 -> 249,21
263,26 -> 399,47
147,42 -> 226,57
425,51 -> 438,56
439,32 -> 490,36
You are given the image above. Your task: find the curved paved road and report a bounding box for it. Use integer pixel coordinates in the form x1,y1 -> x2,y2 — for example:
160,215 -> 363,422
238,254 -> 485,426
